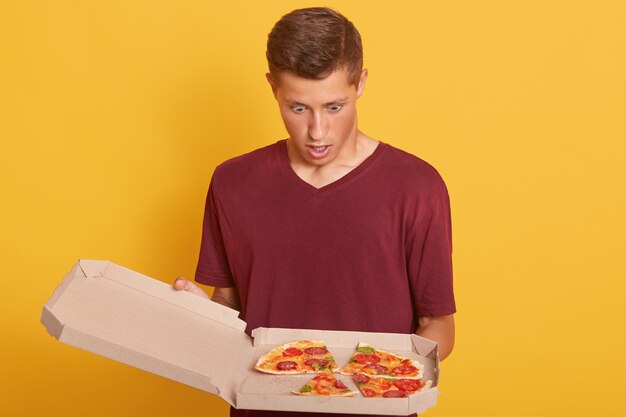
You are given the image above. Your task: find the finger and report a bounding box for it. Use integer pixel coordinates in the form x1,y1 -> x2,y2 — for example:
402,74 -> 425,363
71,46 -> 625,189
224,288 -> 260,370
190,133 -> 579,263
173,277 -> 188,291
179,278 -> 201,294
173,277 -> 209,299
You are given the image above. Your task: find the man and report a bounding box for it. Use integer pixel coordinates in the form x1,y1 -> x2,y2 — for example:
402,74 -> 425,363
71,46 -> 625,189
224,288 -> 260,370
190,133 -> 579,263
174,7 -> 455,417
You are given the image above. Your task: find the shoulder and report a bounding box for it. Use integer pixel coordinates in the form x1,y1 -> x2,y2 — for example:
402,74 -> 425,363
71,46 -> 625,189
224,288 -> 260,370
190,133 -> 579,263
378,143 -> 448,196
212,141 -> 283,186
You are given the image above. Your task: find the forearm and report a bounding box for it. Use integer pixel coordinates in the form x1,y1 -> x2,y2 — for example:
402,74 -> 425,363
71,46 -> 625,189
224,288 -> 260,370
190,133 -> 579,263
211,286 -> 241,311
415,314 -> 455,361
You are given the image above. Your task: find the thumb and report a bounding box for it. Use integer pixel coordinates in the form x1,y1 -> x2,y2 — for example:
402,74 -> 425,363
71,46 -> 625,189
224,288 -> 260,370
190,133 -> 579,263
173,277 -> 190,291
173,277 -> 209,299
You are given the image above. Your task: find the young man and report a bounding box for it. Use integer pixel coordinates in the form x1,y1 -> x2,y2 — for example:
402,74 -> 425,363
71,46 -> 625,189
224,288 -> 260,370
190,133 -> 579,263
174,7 -> 455,417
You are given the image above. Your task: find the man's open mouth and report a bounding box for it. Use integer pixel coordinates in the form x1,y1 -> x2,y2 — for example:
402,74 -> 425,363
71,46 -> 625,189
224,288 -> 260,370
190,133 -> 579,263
307,145 -> 331,158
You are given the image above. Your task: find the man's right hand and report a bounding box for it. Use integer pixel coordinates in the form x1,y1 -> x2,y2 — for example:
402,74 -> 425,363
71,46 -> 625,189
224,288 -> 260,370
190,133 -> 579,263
173,277 -> 241,311
173,277 -> 210,299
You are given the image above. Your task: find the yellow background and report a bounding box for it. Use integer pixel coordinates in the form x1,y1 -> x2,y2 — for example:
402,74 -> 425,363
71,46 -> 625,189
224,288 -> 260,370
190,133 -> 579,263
1,0 -> 625,416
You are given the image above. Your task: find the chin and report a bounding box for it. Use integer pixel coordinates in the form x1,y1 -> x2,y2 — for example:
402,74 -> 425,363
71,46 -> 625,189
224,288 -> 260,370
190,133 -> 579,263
307,158 -> 331,166
305,151 -> 336,166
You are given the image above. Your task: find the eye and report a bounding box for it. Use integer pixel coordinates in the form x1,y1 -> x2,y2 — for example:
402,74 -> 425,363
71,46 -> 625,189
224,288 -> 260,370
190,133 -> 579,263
327,103 -> 343,112
290,105 -> 306,114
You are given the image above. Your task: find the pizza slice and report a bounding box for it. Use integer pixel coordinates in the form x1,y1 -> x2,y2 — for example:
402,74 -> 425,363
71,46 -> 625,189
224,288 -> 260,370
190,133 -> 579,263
292,369 -> 358,396
353,373 -> 432,398
254,340 -> 339,374
340,342 -> 424,379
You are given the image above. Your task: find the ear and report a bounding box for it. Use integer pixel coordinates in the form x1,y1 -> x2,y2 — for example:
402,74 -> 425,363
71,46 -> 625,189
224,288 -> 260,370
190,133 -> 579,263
356,69 -> 368,99
266,72 -> 278,98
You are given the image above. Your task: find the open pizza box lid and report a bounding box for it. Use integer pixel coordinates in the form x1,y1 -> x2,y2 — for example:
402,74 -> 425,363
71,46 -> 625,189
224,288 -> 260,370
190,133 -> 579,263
42,260 -> 441,415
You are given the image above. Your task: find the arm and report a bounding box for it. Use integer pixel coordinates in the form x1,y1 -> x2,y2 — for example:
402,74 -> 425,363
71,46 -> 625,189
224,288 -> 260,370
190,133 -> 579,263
211,286 -> 241,311
173,277 -> 241,311
416,314 -> 455,361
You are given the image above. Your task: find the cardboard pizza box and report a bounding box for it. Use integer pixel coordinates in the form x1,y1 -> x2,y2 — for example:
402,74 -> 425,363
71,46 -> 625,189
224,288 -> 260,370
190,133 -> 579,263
41,260 -> 441,415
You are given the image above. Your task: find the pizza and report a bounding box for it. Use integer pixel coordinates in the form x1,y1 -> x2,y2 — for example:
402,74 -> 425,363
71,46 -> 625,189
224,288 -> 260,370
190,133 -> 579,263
292,369 -> 358,396
340,342 -> 424,379
254,340 -> 339,374
353,373 -> 432,398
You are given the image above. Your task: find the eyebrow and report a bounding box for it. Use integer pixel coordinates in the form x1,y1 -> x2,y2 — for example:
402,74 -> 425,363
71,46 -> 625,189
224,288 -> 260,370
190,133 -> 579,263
286,97 -> 350,106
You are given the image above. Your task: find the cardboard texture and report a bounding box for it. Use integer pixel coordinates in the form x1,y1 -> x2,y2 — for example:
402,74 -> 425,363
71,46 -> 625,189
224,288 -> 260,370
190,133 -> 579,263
42,260 -> 441,415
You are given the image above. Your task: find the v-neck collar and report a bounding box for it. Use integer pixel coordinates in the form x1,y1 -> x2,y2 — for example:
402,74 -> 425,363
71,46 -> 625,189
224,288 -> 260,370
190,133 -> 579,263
277,139 -> 386,195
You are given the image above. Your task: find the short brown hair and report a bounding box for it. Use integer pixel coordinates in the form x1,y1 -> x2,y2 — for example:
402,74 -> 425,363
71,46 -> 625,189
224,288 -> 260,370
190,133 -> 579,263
266,7 -> 363,85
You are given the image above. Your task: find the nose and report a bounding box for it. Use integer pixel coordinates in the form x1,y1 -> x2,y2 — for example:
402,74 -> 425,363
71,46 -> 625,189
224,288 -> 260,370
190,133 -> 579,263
308,111 -> 328,141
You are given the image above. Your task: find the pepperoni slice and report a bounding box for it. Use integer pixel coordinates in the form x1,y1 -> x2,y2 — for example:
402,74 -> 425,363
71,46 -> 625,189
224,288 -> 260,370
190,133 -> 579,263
305,358 -> 329,367
383,390 -> 407,398
354,353 -> 380,364
334,380 -> 347,390
353,374 -> 370,384
313,374 -> 332,382
391,365 -> 417,375
364,364 -> 388,374
283,347 -> 303,357
362,388 -> 377,397
304,346 -> 328,356
393,379 -> 423,393
276,361 -> 297,371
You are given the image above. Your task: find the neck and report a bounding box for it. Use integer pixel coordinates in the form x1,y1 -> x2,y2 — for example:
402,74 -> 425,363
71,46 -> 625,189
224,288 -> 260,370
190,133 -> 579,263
287,131 -> 379,189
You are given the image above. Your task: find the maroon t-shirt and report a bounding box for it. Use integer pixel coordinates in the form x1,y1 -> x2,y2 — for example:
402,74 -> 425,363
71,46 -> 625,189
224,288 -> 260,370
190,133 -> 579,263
196,140 -> 455,417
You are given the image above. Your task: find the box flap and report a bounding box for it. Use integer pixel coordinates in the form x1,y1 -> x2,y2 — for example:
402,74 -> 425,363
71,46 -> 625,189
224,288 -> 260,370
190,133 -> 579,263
43,260 -> 254,406
410,333 -> 438,359
41,305 -> 63,338
252,327 -> 415,351
407,388 -> 440,414
236,394 -> 414,416
411,333 -> 440,387
60,323 -> 221,396
45,263 -> 82,308
99,262 -> 245,331
78,259 -> 110,278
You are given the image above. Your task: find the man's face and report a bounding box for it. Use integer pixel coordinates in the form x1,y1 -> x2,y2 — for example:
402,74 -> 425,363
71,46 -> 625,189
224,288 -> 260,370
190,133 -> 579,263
269,68 -> 367,168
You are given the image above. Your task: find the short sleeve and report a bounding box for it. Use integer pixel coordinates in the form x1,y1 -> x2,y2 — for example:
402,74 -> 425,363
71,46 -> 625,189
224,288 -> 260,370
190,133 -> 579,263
407,182 -> 457,317
195,181 -> 236,287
